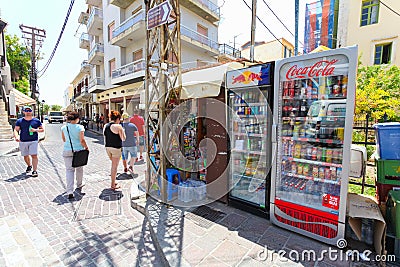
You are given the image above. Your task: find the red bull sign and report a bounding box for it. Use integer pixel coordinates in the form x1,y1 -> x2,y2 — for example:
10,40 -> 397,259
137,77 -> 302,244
226,63 -> 272,89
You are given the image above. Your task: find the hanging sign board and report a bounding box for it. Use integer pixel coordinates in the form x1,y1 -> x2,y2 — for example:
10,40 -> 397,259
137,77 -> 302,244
147,1 -> 172,30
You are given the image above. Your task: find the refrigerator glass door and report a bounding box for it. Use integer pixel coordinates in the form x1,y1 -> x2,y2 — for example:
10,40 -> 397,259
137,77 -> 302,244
275,55 -> 350,214
229,87 -> 270,207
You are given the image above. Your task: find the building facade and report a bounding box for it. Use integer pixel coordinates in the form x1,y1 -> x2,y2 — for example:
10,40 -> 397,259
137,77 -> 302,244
71,0 -> 235,120
337,0 -> 400,66
240,38 -> 294,63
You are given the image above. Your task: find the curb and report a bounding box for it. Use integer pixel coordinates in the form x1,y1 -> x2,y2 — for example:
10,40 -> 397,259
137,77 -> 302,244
130,196 -> 170,267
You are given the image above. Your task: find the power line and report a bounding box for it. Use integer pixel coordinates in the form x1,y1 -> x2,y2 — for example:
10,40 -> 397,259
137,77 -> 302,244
260,0 -> 305,48
381,0 -> 400,17
37,0 -> 75,78
240,0 -> 286,48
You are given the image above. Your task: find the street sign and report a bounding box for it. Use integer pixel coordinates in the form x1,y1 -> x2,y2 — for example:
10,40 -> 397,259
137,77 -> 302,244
147,1 -> 172,30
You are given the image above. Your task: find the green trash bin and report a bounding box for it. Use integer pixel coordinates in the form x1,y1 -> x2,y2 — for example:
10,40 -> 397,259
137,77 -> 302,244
386,190 -> 400,238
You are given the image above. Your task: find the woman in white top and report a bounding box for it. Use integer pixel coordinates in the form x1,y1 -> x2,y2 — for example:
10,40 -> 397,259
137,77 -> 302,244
61,111 -> 89,200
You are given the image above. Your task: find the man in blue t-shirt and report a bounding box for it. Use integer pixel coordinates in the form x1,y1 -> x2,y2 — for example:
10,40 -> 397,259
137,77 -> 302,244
14,106 -> 44,177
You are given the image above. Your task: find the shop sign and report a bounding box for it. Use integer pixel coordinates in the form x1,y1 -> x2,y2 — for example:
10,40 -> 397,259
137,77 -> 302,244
285,59 -> 338,81
226,64 -> 272,89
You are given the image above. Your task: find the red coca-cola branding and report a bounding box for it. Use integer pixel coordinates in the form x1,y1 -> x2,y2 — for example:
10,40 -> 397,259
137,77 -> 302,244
322,194 -> 340,210
285,59 -> 339,80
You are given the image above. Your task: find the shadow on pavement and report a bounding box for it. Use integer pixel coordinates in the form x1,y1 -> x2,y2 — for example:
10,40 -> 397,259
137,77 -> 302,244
4,173 -> 30,182
116,173 -> 138,180
134,160 -> 145,166
99,189 -> 123,201
52,191 -> 85,205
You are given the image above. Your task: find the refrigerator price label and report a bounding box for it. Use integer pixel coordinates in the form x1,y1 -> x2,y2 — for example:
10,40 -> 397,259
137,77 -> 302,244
322,194 -> 340,210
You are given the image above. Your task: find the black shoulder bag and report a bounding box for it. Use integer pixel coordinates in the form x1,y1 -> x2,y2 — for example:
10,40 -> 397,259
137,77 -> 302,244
66,125 -> 89,167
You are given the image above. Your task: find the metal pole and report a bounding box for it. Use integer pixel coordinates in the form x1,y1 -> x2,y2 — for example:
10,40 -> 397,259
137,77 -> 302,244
250,0 -> 257,62
295,0 -> 299,55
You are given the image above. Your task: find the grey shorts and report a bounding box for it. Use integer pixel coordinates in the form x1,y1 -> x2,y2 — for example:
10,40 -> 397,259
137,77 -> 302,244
19,141 -> 39,156
139,136 -> 145,146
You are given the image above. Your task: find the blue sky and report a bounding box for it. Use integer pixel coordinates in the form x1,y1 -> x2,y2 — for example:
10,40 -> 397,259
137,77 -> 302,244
1,0 -> 306,106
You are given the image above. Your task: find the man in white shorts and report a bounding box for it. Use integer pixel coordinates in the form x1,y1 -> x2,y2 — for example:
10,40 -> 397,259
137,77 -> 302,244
14,106 -> 44,177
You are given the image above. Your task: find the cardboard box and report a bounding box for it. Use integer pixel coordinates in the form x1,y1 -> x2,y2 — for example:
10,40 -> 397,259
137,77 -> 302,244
347,193 -> 387,256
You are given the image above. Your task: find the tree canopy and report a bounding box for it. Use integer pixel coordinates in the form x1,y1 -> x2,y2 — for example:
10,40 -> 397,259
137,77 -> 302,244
5,34 -> 31,95
355,65 -> 400,122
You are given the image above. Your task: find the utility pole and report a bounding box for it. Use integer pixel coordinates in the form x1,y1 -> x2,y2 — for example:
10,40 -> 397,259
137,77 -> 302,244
250,0 -> 257,62
19,24 -> 46,100
294,0 -> 299,55
145,0 -> 181,203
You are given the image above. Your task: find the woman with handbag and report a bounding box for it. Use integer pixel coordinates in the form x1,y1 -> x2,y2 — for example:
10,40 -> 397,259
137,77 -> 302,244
61,111 -> 89,200
103,110 -> 126,190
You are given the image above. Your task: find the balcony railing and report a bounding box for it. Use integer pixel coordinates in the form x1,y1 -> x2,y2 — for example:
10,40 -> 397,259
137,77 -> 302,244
81,60 -> 90,69
197,0 -> 220,17
112,10 -> 145,39
80,33 -> 89,43
219,43 -> 241,58
112,59 -> 146,79
81,86 -> 89,95
89,78 -> 105,88
180,25 -> 218,50
88,43 -> 104,60
87,7 -> 103,29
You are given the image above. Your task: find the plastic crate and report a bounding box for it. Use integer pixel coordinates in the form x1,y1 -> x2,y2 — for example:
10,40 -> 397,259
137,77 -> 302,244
375,182 -> 400,204
386,190 -> 400,239
374,122 -> 400,160
375,158 -> 400,185
158,168 -> 182,201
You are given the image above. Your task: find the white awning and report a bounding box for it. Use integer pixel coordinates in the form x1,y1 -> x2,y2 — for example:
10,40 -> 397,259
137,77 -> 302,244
181,62 -> 244,99
12,89 -> 36,106
61,104 -> 74,112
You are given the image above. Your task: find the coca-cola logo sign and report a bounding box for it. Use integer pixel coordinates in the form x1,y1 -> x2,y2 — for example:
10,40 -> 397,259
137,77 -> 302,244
285,59 -> 338,80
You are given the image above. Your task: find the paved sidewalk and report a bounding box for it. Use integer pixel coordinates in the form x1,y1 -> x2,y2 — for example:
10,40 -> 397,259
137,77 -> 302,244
131,196 -> 397,267
0,127 -> 161,266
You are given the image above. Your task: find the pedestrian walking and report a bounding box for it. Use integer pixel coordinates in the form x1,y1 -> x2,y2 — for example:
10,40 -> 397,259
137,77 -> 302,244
100,113 -> 105,128
121,113 -> 139,174
103,110 -> 126,190
13,106 -> 44,177
130,109 -> 145,161
95,114 -> 100,131
61,111 -> 89,200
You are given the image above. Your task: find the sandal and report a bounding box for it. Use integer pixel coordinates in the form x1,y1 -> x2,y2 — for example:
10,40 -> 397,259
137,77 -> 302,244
111,184 -> 121,190
128,166 -> 134,173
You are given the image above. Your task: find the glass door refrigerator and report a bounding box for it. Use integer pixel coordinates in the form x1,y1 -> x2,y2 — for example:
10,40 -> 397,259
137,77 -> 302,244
226,63 -> 274,214
270,46 -> 357,245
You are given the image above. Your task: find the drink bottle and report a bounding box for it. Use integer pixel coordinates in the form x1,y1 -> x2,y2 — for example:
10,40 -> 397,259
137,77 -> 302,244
29,125 -> 34,136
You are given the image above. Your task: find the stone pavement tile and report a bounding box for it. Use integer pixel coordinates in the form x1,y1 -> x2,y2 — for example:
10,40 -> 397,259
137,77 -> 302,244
257,230 -> 289,252
226,231 -> 255,250
267,225 -> 292,237
198,255 -> 231,267
181,243 -> 208,266
236,217 -> 271,243
183,219 -> 207,237
195,231 -> 228,255
210,240 -> 249,266
219,213 -> 248,230
284,233 -> 325,254
237,256 -> 268,267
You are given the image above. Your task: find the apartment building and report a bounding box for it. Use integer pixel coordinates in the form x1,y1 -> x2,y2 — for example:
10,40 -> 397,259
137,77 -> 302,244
71,0 -> 231,119
240,38 -> 294,62
337,0 -> 400,66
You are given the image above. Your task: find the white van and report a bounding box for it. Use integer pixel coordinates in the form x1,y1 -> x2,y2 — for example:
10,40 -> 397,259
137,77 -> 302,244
48,111 -> 64,123
305,99 -> 346,139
